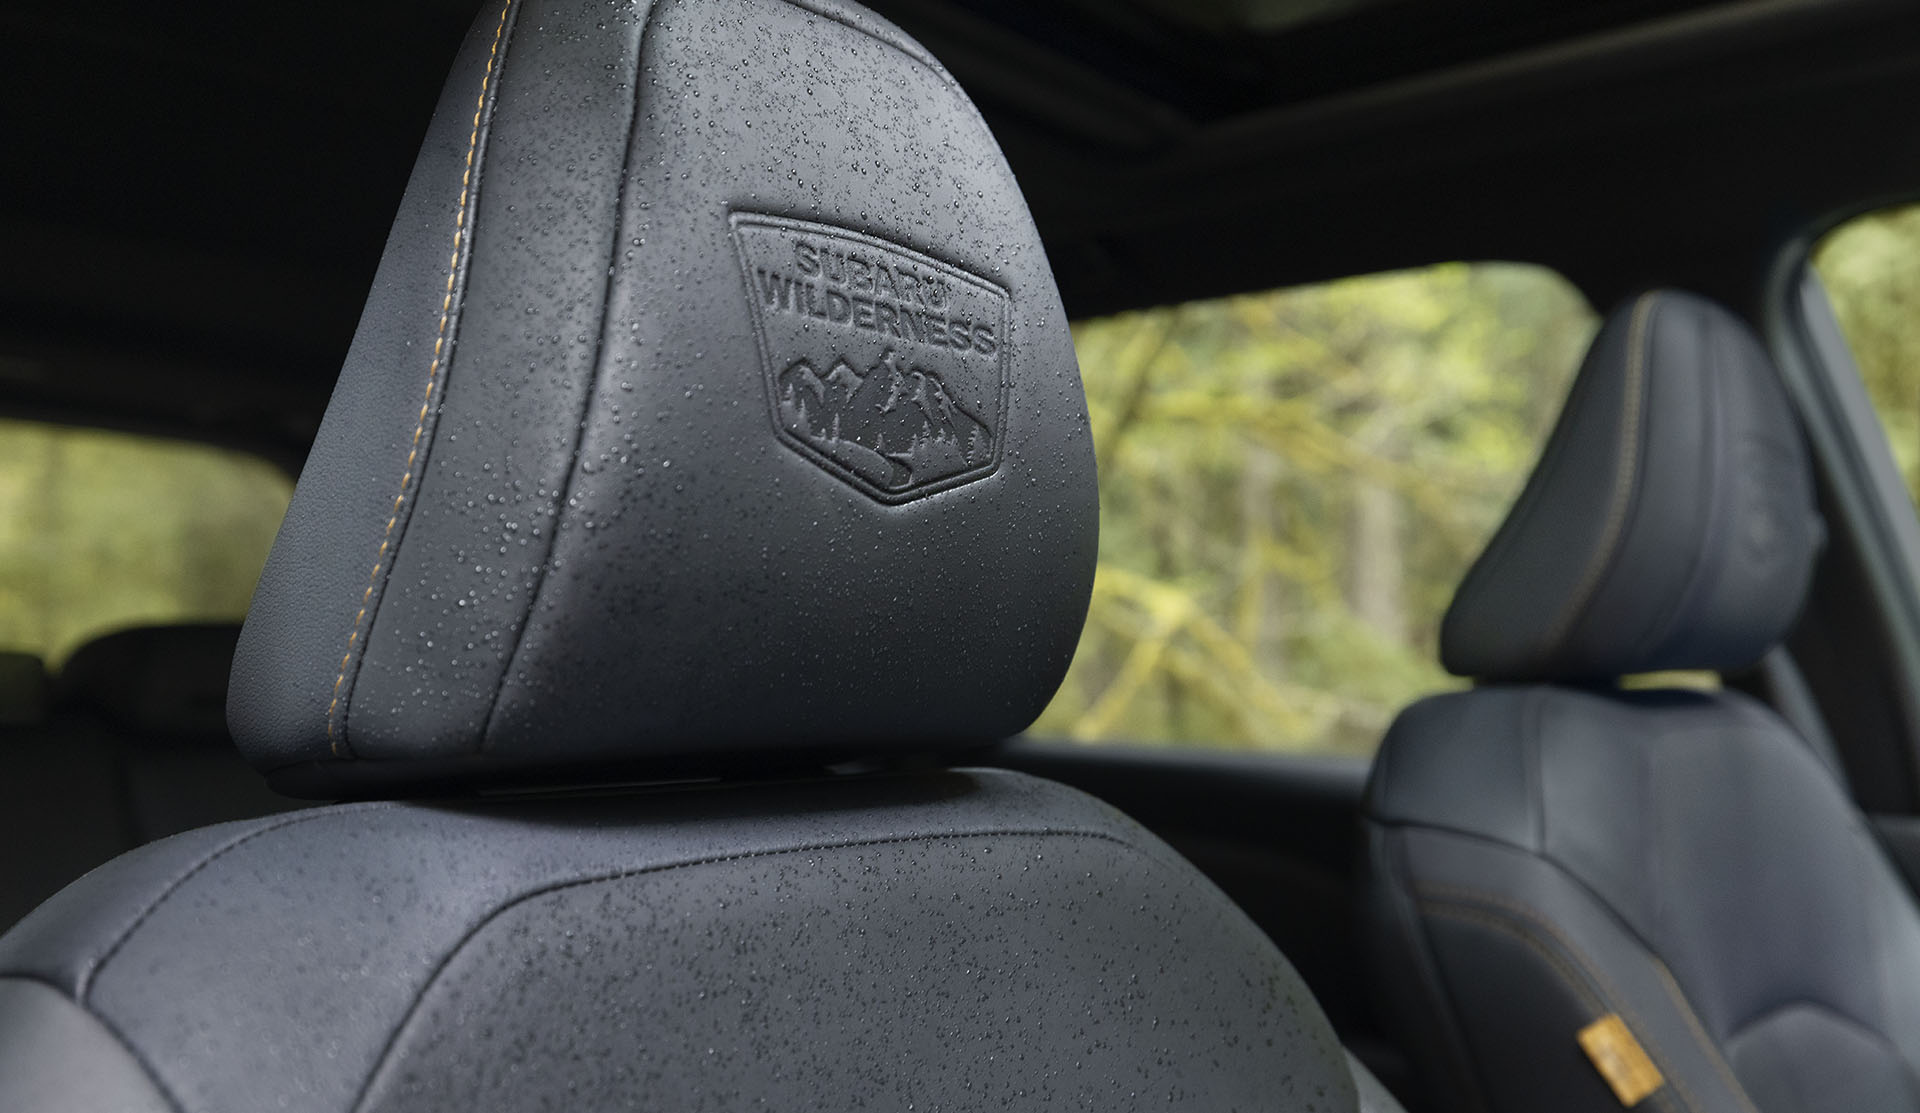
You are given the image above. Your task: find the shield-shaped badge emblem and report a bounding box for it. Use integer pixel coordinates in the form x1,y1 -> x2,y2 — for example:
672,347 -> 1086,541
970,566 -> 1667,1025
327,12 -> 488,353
731,213 -> 1010,503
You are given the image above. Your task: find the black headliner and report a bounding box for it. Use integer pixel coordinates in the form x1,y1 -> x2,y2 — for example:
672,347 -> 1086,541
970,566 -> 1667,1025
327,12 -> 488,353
1,0 -> 1917,462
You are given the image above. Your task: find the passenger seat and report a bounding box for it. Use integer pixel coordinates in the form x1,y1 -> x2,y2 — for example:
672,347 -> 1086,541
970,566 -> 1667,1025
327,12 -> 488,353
55,624 -> 299,840
0,625 -> 298,929
0,650 -> 122,930
1362,290 -> 1920,1113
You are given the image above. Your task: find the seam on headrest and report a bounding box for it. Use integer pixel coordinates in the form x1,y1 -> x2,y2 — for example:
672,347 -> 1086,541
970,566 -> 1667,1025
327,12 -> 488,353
479,1 -> 655,754
1543,292 -> 1658,656
325,0 -> 517,757
1641,303 -> 1729,666
1646,952 -> 1766,1113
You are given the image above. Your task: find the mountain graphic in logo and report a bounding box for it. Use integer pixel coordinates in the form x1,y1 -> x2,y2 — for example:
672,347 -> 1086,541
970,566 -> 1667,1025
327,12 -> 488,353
731,212 -> 1009,502
776,349 -> 992,493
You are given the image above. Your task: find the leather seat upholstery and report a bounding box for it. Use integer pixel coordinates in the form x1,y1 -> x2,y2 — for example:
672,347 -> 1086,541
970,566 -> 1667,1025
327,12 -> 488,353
1363,291 -> 1920,1113
0,1 -> 1395,1109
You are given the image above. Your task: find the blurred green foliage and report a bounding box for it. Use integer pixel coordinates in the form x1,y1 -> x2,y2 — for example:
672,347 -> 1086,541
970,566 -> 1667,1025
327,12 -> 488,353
1032,263 -> 1597,754
1815,203 -> 1920,501
0,420 -> 290,664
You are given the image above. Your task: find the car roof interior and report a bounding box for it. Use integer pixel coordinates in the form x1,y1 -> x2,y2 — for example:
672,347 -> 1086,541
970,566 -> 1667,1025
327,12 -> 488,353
3,0 -> 1919,468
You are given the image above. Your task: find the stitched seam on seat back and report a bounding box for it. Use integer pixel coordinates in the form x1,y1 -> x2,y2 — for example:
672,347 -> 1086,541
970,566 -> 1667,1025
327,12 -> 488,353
1526,687 -> 1548,852
1638,303 -> 1726,665
80,804 -> 393,1003
324,0 -> 515,756
1376,815 -> 1678,961
347,827 -> 1145,1111
1727,997 -> 1905,1057
1376,829 -> 1496,1112
1422,882 -> 1769,1113
1646,955 -> 1769,1113
1724,998 -> 1920,1106
1543,292 -> 1658,654
1419,899 -> 1699,1113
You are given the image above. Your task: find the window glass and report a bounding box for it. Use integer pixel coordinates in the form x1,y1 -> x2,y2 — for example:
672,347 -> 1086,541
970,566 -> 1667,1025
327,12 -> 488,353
0,421 -> 292,664
1812,203 -> 1920,501
1033,264 -> 1597,754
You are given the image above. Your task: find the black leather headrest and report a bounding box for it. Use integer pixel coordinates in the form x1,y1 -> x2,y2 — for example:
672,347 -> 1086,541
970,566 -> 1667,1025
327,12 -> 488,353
60,625 -> 240,740
1442,290 -> 1823,683
229,0 -> 1097,796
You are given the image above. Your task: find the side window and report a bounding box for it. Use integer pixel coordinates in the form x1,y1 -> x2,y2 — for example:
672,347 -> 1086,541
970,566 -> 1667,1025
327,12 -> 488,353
1033,264 -> 1597,754
0,420 -> 292,664
1812,202 -> 1920,502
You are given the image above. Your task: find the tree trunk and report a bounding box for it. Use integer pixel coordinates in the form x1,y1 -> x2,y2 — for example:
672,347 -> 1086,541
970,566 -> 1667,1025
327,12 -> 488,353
1349,479 -> 1405,644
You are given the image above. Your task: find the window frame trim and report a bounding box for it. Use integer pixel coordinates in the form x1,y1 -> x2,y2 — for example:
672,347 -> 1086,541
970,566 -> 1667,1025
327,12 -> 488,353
1765,234 -> 1920,802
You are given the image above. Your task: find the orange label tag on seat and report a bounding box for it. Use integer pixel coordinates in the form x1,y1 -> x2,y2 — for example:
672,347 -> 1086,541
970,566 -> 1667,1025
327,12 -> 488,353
1578,1013 -> 1665,1106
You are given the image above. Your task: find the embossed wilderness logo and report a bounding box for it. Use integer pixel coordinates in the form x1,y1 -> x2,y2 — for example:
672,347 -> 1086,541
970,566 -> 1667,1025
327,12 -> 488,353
731,213 -> 1009,502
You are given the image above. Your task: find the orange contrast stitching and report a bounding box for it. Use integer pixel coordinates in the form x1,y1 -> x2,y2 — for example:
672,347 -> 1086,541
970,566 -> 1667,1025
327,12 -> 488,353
1648,953 -> 1765,1113
1419,900 -> 1700,1113
326,0 -> 513,754
1543,291 -> 1656,649
1419,881 -> 1770,1113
